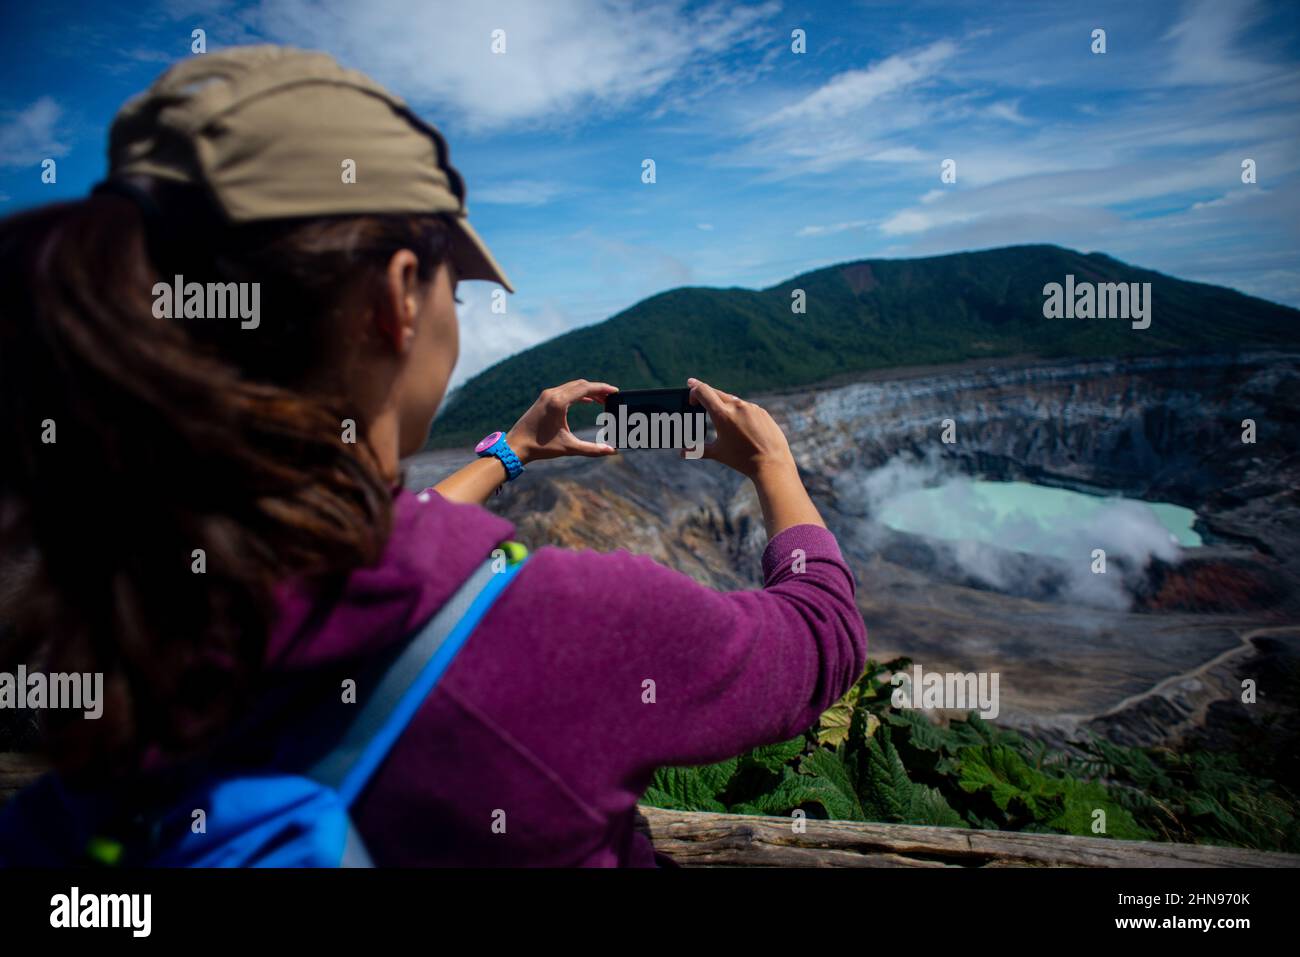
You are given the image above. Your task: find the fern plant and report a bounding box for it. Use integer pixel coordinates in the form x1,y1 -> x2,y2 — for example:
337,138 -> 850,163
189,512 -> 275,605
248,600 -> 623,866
641,656 -> 1300,852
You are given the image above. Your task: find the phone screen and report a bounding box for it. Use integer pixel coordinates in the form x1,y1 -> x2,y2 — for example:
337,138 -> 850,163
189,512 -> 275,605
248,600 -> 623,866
600,387 -> 710,453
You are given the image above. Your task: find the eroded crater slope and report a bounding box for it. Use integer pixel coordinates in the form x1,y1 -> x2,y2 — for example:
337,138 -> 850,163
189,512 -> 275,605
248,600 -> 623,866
407,352 -> 1300,766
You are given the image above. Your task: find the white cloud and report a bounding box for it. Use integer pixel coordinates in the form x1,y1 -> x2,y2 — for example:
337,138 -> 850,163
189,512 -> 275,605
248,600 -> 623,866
715,40 -> 967,181
1190,190 -> 1253,211
858,9 -> 1300,301
0,97 -> 68,169
866,146 -> 928,164
877,155 -> 1240,236
118,46 -> 180,65
449,288 -> 576,388
760,40 -> 957,127
473,181 -> 566,206
250,0 -> 780,132
1162,0 -> 1273,86
797,219 -> 871,237
983,99 -> 1029,124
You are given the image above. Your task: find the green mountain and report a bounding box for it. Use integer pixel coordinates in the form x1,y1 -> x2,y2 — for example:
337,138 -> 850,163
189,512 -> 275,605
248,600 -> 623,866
426,244 -> 1300,448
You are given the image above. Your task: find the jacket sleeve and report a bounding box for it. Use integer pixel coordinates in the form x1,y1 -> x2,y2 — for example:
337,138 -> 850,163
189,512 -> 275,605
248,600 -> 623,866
516,523 -> 868,777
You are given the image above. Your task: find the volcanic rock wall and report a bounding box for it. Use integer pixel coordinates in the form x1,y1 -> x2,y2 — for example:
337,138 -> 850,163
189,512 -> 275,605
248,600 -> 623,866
406,352 -> 1300,760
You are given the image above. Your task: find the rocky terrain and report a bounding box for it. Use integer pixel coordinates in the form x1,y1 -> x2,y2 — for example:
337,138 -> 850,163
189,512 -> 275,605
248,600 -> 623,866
408,351 -> 1300,786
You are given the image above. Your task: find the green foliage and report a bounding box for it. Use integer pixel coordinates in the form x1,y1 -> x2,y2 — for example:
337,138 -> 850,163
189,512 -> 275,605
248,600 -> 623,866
1067,733 -> 1300,851
641,656 -> 1300,852
858,724 -> 966,826
643,764 -> 731,813
955,742 -> 1150,839
795,746 -> 867,821
428,244 -> 1300,447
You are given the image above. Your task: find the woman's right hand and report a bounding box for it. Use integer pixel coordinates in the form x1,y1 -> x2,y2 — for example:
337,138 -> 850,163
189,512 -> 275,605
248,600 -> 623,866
685,377 -> 797,479
686,377 -> 824,535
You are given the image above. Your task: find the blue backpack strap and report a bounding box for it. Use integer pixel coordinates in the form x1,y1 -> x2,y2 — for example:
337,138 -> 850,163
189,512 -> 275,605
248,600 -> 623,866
307,548 -> 528,806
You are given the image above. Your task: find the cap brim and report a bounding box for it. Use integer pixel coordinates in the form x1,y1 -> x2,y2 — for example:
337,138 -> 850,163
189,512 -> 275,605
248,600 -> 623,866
449,215 -> 514,293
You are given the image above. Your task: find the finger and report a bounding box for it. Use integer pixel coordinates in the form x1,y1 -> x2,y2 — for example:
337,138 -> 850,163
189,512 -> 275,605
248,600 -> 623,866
554,379 -> 618,407
686,377 -> 729,416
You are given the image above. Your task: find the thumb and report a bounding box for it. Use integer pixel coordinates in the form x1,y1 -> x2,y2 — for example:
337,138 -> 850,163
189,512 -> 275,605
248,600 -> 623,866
563,433 -> 617,457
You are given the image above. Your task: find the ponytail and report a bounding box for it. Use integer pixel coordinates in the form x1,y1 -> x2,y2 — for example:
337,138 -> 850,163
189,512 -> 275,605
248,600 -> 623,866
0,189 -> 450,777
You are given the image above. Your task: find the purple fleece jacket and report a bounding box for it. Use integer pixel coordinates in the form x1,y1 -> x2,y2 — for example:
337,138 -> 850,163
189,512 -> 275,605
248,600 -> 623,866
266,485 -> 868,866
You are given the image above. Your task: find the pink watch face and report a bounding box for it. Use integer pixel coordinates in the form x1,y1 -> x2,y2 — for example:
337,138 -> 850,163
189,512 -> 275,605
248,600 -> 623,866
475,431 -> 504,454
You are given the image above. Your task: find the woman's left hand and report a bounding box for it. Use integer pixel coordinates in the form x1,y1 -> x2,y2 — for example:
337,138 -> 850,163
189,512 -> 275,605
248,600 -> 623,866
506,379 -> 619,465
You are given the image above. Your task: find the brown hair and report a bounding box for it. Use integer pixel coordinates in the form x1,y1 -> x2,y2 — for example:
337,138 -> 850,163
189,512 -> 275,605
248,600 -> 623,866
0,181 -> 452,778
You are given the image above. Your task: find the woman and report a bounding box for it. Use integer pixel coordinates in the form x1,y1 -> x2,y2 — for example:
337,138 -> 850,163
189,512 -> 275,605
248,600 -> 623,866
0,46 -> 867,866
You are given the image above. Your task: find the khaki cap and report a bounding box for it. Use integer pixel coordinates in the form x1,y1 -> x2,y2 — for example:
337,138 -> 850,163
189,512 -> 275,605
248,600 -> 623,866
106,44 -> 513,292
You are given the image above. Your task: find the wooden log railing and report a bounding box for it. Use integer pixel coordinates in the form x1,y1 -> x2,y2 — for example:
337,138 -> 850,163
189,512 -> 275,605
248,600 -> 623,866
4,754 -> 1297,867
634,806 -> 1300,867
0,753 -> 44,808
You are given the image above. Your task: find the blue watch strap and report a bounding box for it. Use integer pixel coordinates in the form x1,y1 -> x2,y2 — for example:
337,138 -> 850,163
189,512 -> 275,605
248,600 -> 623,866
479,434 -> 524,481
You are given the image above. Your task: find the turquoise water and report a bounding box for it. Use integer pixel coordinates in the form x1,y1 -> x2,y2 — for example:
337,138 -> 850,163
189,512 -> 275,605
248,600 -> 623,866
877,480 -> 1201,559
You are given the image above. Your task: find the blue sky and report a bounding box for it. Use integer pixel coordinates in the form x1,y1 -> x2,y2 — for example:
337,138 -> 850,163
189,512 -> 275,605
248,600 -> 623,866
2,0 -> 1298,385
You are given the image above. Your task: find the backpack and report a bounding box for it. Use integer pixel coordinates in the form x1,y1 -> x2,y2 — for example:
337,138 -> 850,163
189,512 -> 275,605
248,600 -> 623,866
0,542 -> 530,867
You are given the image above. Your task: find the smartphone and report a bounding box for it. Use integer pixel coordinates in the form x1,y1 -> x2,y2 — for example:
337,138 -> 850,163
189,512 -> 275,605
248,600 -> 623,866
599,387 -> 710,454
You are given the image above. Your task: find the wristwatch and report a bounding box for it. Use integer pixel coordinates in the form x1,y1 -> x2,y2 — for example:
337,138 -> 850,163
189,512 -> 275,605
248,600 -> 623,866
475,431 -> 524,482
